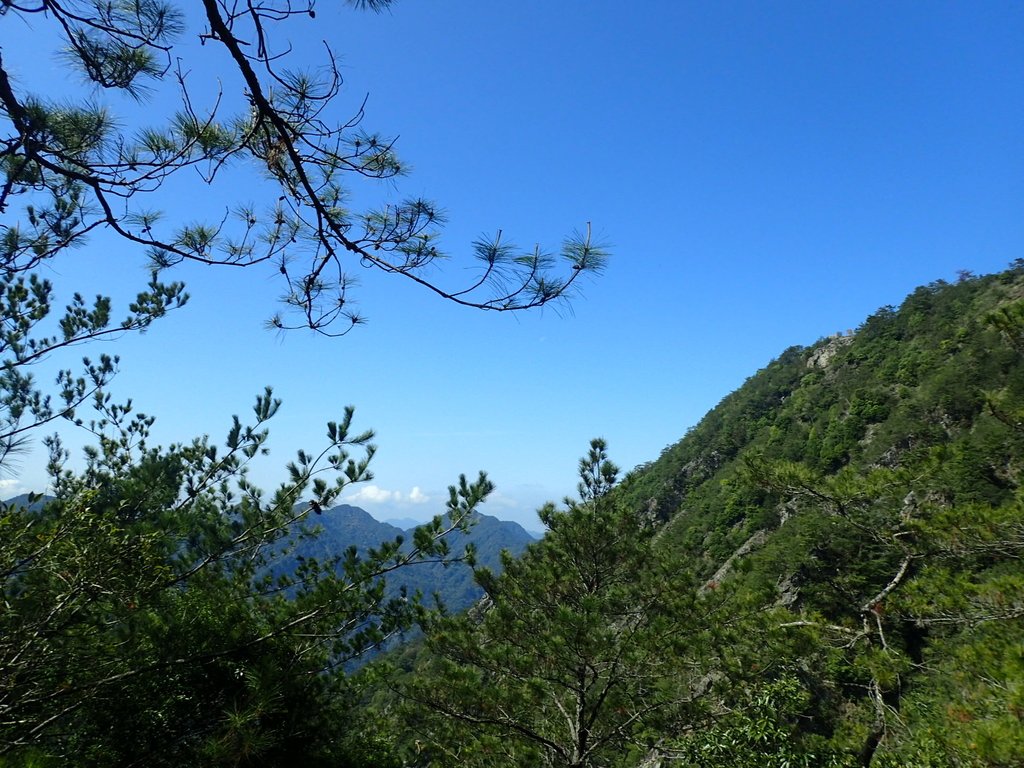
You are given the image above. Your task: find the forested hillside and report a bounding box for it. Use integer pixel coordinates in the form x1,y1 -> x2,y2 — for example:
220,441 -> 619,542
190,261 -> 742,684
386,264 -> 1024,767
623,264 -> 1024,570
624,265 -> 1024,766
636,265 -> 1024,766
4,255 -> 1021,766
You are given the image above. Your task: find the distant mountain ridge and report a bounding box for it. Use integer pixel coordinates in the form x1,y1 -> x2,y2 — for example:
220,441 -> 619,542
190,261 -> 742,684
2,494 -> 535,614
381,516 -> 428,530
283,503 -> 536,613
0,493 -> 51,513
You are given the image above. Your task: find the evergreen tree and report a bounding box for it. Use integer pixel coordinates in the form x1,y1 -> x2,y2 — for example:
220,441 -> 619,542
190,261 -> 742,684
405,441 -> 723,768
0,2 -> 607,762
0,390 -> 493,763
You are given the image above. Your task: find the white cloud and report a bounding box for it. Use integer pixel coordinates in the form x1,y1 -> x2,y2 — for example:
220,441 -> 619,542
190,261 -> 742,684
407,486 -> 429,504
0,478 -> 27,498
345,484 -> 401,504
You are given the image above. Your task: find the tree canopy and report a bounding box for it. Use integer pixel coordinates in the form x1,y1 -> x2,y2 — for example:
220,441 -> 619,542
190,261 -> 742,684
402,441 -> 721,767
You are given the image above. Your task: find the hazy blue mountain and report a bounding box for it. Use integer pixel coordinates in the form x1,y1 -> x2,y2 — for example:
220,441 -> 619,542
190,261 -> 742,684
2,494 -> 533,613
381,516 -> 428,529
1,494 -> 52,513
284,504 -> 536,613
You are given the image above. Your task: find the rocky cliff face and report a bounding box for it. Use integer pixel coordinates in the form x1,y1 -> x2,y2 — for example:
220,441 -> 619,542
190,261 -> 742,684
805,332 -> 853,369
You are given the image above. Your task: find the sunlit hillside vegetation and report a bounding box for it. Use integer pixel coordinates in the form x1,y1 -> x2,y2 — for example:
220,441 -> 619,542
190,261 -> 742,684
4,265 -> 1022,767
384,264 -> 1024,767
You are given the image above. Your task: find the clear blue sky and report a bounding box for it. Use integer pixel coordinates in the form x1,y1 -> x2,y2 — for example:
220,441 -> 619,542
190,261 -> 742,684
2,1 -> 1021,528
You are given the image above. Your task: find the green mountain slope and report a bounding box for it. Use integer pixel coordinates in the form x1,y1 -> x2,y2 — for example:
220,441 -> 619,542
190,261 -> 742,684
622,265 -> 1024,569
360,265 -> 1023,768
614,263 -> 1024,765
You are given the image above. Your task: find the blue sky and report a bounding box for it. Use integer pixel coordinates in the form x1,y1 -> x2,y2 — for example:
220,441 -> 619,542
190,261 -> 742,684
2,1 -> 1022,528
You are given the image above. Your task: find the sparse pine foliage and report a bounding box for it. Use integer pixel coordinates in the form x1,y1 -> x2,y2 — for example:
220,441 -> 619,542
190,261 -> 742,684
0,0 -> 607,337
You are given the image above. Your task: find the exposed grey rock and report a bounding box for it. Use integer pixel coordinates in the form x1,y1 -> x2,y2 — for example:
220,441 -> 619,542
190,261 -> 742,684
806,333 -> 854,369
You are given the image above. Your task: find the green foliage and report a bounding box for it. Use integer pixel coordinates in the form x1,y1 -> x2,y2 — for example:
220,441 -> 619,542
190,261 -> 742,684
0,388 -> 495,763
882,623 -> 1024,768
572,437 -> 620,503
404,443 -> 721,768
0,272 -> 187,467
675,677 -> 850,767
613,265 -> 1024,766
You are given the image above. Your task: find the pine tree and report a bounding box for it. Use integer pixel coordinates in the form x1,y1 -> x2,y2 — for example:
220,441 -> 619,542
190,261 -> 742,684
0,0 -> 606,337
406,441 -> 723,768
0,2 -> 607,762
0,391 -> 494,762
